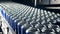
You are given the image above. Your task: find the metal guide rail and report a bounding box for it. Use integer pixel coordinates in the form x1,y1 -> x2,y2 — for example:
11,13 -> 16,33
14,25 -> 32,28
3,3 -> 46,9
0,9 -> 16,34
0,2 -> 60,34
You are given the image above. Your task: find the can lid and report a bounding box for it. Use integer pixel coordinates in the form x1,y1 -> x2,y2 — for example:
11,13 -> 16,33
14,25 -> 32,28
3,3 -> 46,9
17,23 -> 20,25
26,27 -> 32,33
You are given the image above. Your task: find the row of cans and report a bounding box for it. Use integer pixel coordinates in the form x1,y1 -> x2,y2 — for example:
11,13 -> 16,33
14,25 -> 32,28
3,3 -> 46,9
0,2 -> 60,34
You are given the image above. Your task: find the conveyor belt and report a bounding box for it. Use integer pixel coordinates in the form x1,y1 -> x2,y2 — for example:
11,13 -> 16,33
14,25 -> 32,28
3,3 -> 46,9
0,2 -> 60,34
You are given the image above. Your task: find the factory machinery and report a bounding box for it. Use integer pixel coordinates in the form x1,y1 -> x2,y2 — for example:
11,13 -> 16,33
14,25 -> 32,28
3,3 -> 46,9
0,2 -> 60,34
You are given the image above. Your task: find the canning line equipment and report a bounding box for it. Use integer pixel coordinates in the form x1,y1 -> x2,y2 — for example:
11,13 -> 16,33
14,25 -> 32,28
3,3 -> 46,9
0,2 -> 60,34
